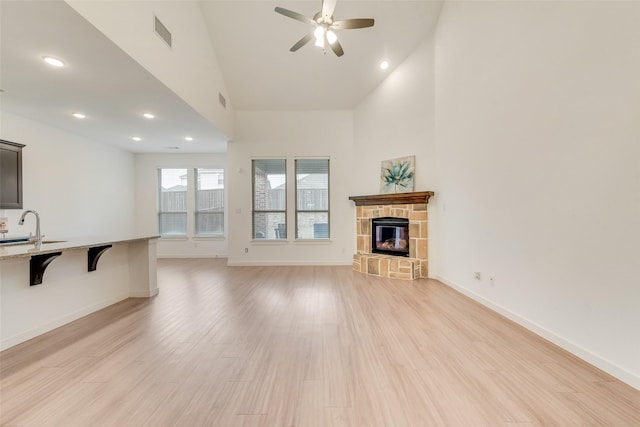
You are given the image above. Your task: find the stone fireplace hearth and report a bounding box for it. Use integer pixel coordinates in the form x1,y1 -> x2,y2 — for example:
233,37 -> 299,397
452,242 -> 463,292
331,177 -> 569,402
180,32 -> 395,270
349,191 -> 434,280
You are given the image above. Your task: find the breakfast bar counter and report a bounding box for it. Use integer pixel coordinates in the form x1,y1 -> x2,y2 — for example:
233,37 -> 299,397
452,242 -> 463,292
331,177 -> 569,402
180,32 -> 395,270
0,234 -> 159,260
0,234 -> 159,351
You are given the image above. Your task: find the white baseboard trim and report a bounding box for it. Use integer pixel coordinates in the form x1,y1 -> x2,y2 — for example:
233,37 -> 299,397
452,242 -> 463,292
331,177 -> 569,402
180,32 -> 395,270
0,293 -> 130,352
436,275 -> 640,391
227,260 -> 353,267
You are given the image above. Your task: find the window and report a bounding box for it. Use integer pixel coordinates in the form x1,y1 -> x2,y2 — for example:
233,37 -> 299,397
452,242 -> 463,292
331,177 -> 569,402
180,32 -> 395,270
158,168 -> 187,236
252,159 -> 286,239
195,168 -> 224,236
157,167 -> 225,238
295,159 -> 329,239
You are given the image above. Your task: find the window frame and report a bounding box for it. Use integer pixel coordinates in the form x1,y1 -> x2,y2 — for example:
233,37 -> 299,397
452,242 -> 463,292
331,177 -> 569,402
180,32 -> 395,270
157,168 -> 188,237
252,159 -> 287,240
194,167 -> 225,237
294,158 -> 330,240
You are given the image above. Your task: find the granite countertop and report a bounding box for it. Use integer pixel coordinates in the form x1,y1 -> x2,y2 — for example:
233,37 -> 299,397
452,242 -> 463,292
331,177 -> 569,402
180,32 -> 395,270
0,234 -> 160,260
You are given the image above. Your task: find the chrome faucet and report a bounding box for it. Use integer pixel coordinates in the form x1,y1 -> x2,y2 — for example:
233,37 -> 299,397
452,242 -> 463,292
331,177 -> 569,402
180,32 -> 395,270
19,210 -> 42,246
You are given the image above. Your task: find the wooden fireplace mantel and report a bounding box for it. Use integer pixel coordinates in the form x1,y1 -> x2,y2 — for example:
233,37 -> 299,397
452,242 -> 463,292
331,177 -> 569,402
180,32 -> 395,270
348,191 -> 434,206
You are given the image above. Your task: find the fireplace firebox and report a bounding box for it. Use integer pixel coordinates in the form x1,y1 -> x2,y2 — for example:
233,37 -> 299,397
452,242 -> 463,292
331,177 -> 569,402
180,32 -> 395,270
372,217 -> 410,257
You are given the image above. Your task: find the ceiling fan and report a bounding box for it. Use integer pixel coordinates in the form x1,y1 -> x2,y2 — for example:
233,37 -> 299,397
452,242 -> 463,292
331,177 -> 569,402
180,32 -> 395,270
274,0 -> 374,57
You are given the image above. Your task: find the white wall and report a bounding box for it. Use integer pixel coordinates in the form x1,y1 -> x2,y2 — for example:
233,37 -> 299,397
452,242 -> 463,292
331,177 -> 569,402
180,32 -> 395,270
353,36 -> 437,196
434,1 -> 640,388
66,0 -> 234,139
135,152 -> 228,258
2,243 -> 133,350
353,35 -> 439,276
227,111 -> 355,265
0,111 -> 135,238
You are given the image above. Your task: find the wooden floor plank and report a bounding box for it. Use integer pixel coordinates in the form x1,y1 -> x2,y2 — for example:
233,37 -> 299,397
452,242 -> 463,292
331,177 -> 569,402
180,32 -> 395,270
1,258 -> 639,426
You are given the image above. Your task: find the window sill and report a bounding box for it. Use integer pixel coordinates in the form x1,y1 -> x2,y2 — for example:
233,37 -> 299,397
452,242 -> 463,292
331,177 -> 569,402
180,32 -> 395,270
251,239 -> 289,245
160,235 -> 188,241
294,239 -> 332,245
194,235 -> 225,241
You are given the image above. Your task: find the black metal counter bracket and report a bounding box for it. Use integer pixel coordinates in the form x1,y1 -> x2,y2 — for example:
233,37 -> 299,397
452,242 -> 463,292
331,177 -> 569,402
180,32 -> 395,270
88,245 -> 112,272
30,252 -> 62,286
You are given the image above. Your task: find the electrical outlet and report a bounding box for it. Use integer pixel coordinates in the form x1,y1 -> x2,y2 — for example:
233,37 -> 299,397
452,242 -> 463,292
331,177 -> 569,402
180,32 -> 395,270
474,272 -> 481,280
489,276 -> 495,286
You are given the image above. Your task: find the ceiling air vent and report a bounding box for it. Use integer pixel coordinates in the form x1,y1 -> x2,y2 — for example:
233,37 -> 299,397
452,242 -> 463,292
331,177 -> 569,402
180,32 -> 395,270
154,16 -> 172,48
218,92 -> 227,109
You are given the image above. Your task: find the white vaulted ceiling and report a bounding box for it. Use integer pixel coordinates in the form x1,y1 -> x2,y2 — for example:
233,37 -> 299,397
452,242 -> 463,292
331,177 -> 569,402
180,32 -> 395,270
0,1 -> 443,153
200,1 -> 443,110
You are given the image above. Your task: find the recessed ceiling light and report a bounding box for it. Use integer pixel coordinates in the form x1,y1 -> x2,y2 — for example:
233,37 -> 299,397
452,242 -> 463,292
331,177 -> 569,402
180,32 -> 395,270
184,136 -> 194,141
132,136 -> 142,142
42,56 -> 65,67
143,113 -> 155,119
380,60 -> 389,70
72,112 -> 86,119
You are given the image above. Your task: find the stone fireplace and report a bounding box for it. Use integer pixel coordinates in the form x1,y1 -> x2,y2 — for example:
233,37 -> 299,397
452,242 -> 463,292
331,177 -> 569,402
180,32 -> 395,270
349,191 -> 434,280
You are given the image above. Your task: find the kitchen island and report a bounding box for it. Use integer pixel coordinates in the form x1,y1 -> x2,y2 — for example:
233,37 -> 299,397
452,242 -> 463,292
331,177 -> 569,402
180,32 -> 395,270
0,235 -> 159,351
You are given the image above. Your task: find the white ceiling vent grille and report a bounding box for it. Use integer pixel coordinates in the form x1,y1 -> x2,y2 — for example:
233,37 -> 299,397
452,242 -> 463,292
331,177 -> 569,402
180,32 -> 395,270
154,16 -> 172,48
218,92 -> 227,109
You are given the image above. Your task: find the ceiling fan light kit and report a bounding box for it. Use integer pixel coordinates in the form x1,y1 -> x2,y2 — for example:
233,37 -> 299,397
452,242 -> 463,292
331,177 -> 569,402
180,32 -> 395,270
275,0 -> 374,57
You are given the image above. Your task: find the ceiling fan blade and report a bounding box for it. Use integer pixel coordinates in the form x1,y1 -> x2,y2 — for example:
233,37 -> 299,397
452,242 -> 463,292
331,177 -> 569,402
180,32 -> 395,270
331,18 -> 375,30
274,7 -> 315,25
329,38 -> 344,57
321,0 -> 337,21
290,32 -> 314,52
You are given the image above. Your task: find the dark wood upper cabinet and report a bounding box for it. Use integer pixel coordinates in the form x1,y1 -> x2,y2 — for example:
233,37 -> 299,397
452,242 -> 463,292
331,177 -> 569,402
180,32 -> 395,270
0,139 -> 25,209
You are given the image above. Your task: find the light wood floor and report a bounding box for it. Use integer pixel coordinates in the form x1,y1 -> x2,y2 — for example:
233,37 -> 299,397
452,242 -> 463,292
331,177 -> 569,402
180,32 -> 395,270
1,259 -> 639,426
